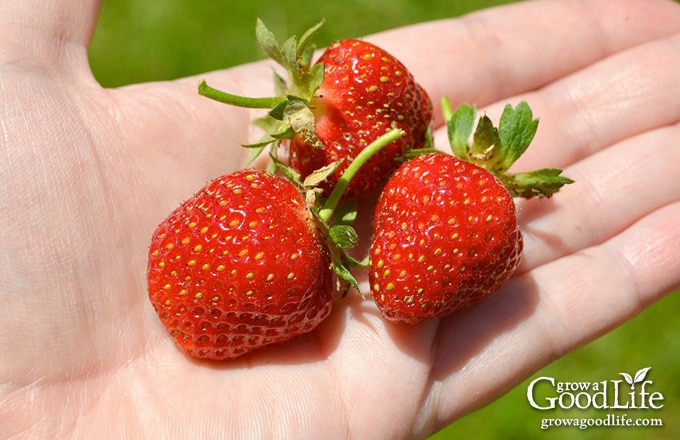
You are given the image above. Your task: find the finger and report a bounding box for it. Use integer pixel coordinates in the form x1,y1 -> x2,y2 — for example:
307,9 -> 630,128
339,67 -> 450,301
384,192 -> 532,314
533,203 -> 680,345
426,32 -> 680,272
426,202 -> 680,428
0,0 -> 101,75
517,122 -> 680,271
520,203 -> 680,369
365,0 -> 680,121
482,33 -> 680,171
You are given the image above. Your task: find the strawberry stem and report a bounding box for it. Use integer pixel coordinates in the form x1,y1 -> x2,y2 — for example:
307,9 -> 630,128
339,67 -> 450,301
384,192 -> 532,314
198,80 -> 286,109
318,129 -> 405,223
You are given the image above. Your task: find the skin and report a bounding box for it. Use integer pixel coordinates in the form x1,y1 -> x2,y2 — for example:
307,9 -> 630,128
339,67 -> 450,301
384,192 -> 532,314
1,0 -> 679,438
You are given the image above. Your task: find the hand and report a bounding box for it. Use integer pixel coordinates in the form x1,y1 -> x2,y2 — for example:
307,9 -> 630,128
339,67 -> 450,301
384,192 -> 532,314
1,0 -> 679,438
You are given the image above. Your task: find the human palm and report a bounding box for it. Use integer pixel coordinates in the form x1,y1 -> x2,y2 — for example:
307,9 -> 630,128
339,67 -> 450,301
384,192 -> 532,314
2,0 -> 679,438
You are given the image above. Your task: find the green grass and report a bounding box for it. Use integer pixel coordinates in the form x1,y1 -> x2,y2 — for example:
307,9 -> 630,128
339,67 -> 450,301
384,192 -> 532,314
89,0 -> 518,87
88,1 -> 680,438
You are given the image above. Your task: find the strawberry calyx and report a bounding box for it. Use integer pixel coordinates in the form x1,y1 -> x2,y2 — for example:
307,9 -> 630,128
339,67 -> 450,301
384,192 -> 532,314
255,18 -> 325,100
440,98 -> 574,199
198,19 -> 327,165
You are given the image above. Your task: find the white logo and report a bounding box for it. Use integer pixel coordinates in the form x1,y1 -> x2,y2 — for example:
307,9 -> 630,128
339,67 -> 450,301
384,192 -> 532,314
527,367 -> 665,410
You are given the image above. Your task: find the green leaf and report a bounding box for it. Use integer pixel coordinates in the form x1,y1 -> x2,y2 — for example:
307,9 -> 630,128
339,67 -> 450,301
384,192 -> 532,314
241,134 -> 277,149
443,98 -> 476,159
331,252 -> 360,293
328,225 -> 359,249
303,62 -> 325,96
253,114 -> 282,131
343,253 -> 369,269
302,159 -> 343,187
503,168 -> 575,199
298,19 -> 324,71
252,115 -> 295,141
497,100 -> 539,171
425,121 -> 435,150
268,100 -> 289,121
269,153 -> 301,184
254,19 -> 324,101
281,35 -> 299,74
299,45 -> 315,71
332,200 -> 358,225
244,144 -> 268,167
269,126 -> 296,140
273,70 -> 288,96
298,19 -> 325,57
471,114 -> 500,161
255,19 -> 283,65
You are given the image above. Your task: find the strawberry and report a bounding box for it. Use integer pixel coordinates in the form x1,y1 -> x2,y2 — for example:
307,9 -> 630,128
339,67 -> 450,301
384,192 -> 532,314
369,100 -> 574,324
287,39 -> 433,199
147,169 -> 333,360
369,153 -> 523,323
198,20 -> 433,201
148,130 -> 405,360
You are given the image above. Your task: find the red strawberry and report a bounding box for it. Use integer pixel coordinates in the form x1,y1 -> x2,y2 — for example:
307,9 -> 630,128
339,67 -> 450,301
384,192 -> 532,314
147,130 -> 405,360
147,169 -> 333,360
198,20 -> 432,201
288,39 -> 433,199
370,153 -> 522,323
369,101 -> 573,324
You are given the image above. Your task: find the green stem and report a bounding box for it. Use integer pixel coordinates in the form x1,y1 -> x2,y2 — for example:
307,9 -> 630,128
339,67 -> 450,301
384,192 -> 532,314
441,96 -> 453,121
198,80 -> 285,109
318,129 -> 405,223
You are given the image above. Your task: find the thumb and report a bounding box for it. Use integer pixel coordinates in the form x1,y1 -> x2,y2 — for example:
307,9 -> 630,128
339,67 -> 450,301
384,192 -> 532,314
0,0 -> 101,78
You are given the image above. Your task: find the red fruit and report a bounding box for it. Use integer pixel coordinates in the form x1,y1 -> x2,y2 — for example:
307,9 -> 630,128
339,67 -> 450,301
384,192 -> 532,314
369,153 -> 523,324
368,100 -> 573,324
147,169 -> 333,360
198,22 -> 432,201
289,39 -> 433,199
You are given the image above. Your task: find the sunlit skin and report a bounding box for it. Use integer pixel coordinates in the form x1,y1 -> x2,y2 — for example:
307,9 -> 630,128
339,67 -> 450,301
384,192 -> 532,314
1,0 -> 679,438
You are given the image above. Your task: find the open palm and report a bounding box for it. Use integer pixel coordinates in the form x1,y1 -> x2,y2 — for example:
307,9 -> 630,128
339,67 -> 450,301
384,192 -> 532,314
2,0 -> 679,438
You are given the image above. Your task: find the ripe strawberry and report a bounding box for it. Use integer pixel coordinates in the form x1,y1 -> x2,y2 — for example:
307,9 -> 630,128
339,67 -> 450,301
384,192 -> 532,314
369,100 -> 573,324
370,153 -> 522,323
288,39 -> 433,199
198,20 -> 432,200
147,130 -> 405,360
147,169 -> 333,360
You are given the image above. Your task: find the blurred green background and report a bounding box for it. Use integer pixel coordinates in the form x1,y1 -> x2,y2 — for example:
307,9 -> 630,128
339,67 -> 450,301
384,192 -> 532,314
88,1 -> 679,438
